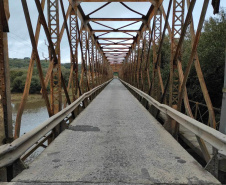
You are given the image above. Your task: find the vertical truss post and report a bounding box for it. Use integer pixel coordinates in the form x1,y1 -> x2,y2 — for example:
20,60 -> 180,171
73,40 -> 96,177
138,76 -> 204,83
97,49 -> 101,84
70,7 -> 78,100
134,46 -> 137,86
137,36 -> 143,89
152,10 -> 162,100
93,43 -> 97,86
96,48 -> 99,85
48,0 -> 61,115
143,29 -> 151,93
0,0 -> 13,145
99,53 -> 103,84
169,0 -> 184,106
80,27 -> 89,93
220,46 -> 226,134
88,35 -> 94,88
130,52 -> 133,84
168,0 -> 184,137
139,29 -> 149,92
47,0 -> 62,139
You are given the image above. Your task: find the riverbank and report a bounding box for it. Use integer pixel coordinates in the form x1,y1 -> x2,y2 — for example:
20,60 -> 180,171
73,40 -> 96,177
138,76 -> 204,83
11,93 -> 43,103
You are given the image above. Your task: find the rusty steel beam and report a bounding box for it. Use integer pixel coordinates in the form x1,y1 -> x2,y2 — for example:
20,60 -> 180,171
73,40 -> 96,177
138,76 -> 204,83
107,57 -> 125,58
47,0 -> 62,115
0,0 -> 13,145
100,43 -> 132,45
158,0 -> 211,162
177,0 -> 210,118
187,0 -> 216,131
35,0 -> 72,139
69,7 -> 79,100
98,38 -> 134,40
148,0 -> 172,97
120,2 -> 145,16
76,3 -> 111,71
88,18 -> 144,22
0,0 -> 9,32
88,34 -> 95,88
59,0 -> 77,114
93,30 -> 139,33
15,0 -> 46,139
75,0 -> 156,2
102,47 -> 130,49
106,55 -> 127,57
87,2 -> 111,16
42,5 -> 72,92
220,45 -> 226,134
21,0 -> 52,122
104,51 -> 128,53
117,21 -> 140,30
91,21 -> 115,30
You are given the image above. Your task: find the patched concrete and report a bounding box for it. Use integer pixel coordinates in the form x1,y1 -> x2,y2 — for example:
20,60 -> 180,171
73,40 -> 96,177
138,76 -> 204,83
11,79 -> 220,185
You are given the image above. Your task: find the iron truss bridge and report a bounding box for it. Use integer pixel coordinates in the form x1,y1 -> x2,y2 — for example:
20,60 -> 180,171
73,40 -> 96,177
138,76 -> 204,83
0,0 -> 226,184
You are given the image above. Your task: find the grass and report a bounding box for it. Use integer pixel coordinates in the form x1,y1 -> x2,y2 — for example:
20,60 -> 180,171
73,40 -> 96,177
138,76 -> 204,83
11,93 -> 43,103
11,90 -> 75,105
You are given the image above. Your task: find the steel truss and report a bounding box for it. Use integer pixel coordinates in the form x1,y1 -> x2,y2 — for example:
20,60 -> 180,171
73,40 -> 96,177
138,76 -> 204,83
0,0 -> 224,180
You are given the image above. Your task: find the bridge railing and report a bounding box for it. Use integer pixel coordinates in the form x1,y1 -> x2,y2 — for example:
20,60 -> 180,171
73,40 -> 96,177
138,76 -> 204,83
120,79 -> 226,158
0,79 -> 112,168
188,100 -> 221,129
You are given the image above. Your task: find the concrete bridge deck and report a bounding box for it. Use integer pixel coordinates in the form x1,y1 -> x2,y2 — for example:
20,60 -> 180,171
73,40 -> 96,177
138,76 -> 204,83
9,79 -> 220,184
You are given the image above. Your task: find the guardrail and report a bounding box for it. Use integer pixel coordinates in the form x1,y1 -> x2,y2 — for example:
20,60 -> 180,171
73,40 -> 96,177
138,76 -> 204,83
120,79 -> 226,157
0,79 -> 112,168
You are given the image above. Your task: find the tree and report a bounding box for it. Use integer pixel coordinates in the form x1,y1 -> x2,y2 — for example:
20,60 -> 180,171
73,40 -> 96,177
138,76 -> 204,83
192,9 -> 226,108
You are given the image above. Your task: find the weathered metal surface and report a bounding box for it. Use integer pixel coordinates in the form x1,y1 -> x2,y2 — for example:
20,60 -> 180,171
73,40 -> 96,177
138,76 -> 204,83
47,0 -> 62,115
14,0 -> 46,140
0,79 -> 112,168
120,79 -> 226,157
0,0 -> 13,144
219,37 -> 226,134
2,0 -> 225,181
10,79 -> 220,184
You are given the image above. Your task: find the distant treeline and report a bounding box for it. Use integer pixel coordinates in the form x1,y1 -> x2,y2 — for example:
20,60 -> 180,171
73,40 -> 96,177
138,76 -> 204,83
152,9 -> 226,109
9,58 -> 81,94
9,10 -> 226,109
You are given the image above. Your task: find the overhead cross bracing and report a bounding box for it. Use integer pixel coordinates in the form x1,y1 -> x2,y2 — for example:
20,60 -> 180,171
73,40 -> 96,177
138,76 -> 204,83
1,0 -> 226,183
74,0 -> 162,66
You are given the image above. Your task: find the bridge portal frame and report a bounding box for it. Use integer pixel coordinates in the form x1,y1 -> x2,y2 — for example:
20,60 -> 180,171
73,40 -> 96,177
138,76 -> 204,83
0,0 -> 225,181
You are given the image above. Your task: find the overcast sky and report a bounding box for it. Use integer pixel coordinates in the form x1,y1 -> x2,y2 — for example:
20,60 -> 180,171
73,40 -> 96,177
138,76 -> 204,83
7,0 -> 226,64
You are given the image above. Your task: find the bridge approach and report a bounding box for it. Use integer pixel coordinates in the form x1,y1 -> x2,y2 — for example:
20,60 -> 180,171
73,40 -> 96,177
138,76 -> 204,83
6,79 -> 220,184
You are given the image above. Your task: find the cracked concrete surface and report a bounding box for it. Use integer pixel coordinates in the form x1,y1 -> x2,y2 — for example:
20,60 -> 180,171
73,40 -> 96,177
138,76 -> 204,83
10,79 -> 220,185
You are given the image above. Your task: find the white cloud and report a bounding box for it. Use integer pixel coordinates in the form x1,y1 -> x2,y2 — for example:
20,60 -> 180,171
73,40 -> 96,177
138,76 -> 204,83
7,0 -> 226,63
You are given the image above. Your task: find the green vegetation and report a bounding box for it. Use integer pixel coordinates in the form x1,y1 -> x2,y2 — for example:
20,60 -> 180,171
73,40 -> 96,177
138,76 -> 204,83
9,58 -> 81,94
9,10 -> 226,110
158,9 -> 226,109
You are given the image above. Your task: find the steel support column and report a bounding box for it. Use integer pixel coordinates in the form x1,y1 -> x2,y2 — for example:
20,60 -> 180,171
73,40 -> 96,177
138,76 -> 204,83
70,7 -> 78,100
220,45 -> 226,134
0,0 -> 13,145
48,0 -> 62,115
168,0 -> 184,137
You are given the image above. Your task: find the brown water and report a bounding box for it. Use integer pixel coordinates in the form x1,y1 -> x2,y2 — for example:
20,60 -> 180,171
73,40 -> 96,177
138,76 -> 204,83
12,98 -> 48,137
11,97 -> 49,163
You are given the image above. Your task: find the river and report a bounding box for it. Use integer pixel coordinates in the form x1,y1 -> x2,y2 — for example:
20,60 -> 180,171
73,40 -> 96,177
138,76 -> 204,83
12,97 -> 48,137
11,95 -> 49,163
